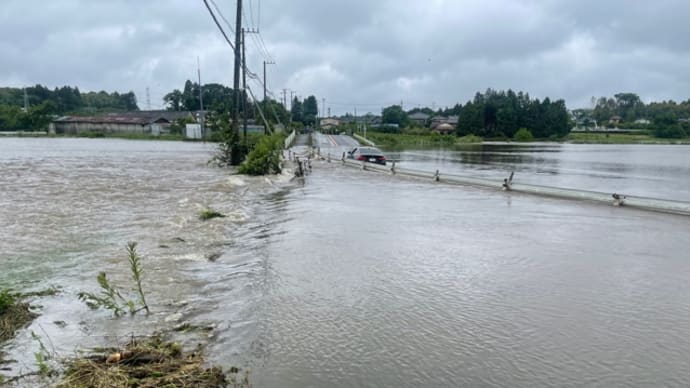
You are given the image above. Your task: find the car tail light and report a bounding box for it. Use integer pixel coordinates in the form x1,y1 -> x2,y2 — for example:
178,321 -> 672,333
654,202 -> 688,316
357,155 -> 365,161
380,156 -> 386,160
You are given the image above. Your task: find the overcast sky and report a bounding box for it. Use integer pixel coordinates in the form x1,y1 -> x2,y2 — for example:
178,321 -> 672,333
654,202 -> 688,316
2,0 -> 689,115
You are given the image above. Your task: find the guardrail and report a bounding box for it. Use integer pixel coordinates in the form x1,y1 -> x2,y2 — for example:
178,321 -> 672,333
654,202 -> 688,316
340,158 -> 690,217
284,130 -> 296,149
353,133 -> 376,146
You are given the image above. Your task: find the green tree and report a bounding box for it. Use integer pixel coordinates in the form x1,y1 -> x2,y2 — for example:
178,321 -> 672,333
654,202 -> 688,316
382,105 -> 408,126
302,95 -> 318,126
164,90 -> 183,111
291,97 -> 303,123
513,127 -> 534,142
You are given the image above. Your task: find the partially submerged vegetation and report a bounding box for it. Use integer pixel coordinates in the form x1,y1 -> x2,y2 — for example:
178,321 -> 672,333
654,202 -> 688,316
0,243 -> 242,386
78,242 -> 150,317
56,334 -> 243,388
237,133 -> 285,175
0,289 -> 37,345
199,208 -> 226,221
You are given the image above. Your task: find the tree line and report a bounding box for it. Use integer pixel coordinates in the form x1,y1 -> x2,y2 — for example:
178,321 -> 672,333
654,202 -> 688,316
380,89 -> 572,139
0,85 -> 138,131
163,80 -> 291,126
574,93 -> 690,138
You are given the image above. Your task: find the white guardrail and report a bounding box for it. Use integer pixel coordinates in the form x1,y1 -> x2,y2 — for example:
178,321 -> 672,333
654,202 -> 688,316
353,133 -> 376,146
340,158 -> 690,217
284,130 -> 296,149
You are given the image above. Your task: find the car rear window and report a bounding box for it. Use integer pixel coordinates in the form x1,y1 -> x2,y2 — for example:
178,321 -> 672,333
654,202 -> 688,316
359,147 -> 383,155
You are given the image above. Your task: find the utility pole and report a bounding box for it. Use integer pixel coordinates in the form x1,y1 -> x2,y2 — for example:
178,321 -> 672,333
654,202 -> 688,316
241,27 -> 259,142
322,98 -> 325,118
281,89 -> 287,109
241,29 -> 247,143
23,87 -> 28,112
146,87 -> 151,110
197,56 -> 205,140
354,106 -> 357,133
263,60 -> 275,134
232,0 -> 243,141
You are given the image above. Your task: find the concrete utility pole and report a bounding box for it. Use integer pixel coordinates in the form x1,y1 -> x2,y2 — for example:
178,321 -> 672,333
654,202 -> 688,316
232,0 -> 243,138
23,87 -> 28,112
263,60 -> 275,134
241,29 -> 247,143
242,27 -> 259,142
197,56 -> 205,140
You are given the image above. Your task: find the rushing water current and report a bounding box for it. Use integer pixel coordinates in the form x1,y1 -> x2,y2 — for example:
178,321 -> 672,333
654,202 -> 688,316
1,138 -> 690,387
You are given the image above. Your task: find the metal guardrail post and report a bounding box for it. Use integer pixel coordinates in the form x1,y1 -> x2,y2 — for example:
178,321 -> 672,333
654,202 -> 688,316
434,169 -> 440,182
391,161 -> 396,175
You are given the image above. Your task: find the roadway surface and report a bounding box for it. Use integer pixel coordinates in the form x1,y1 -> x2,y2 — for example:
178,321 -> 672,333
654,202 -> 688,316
311,132 -> 360,160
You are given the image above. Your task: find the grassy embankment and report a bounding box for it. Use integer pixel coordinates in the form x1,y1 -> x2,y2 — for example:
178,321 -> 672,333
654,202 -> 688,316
363,132 -> 482,149
361,131 -> 690,147
566,132 -> 690,144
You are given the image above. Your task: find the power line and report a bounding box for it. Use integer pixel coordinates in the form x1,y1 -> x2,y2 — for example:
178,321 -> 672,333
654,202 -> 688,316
248,0 -> 256,29
202,0 -> 235,50
209,0 -> 235,35
241,3 -> 272,62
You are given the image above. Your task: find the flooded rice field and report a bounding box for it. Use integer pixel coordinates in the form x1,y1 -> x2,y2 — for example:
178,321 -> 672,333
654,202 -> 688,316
388,143 -> 690,202
1,138 -> 690,387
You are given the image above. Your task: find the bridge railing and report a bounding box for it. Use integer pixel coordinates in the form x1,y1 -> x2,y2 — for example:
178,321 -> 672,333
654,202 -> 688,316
284,130 -> 296,149
353,133 -> 376,146
340,158 -> 690,217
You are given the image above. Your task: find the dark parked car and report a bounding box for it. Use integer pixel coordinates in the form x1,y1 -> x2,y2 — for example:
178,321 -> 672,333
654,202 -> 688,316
347,147 -> 387,165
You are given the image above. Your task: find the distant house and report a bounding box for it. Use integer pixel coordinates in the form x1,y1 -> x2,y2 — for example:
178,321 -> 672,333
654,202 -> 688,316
320,117 -> 341,131
50,111 -> 196,135
609,115 -> 622,125
430,115 -> 458,131
408,112 -> 430,126
634,118 -> 651,125
430,116 -> 447,128
433,123 -> 455,135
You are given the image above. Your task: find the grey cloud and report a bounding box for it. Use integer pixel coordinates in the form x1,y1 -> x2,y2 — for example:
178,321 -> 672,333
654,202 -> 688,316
1,0 -> 689,114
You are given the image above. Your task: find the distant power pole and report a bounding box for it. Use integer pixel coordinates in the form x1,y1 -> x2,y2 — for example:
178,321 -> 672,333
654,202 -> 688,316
23,87 -> 28,112
328,107 -> 331,117
232,0 -> 243,138
322,98 -> 325,118
242,27 -> 259,141
354,106 -> 357,132
241,29 -> 247,143
281,88 -> 287,109
197,56 -> 205,139
146,87 -> 151,110
263,60 -> 275,134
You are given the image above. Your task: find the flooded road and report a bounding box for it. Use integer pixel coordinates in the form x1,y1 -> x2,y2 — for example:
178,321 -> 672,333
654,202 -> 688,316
2,138 -> 690,387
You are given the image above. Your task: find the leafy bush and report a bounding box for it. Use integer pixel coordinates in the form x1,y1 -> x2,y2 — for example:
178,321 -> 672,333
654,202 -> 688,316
654,125 -> 687,139
513,127 -> 534,142
457,134 -> 483,143
238,134 -> 284,175
0,288 -> 15,314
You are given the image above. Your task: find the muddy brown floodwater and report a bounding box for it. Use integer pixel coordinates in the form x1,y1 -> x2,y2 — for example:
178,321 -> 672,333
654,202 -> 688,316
1,138 -> 690,387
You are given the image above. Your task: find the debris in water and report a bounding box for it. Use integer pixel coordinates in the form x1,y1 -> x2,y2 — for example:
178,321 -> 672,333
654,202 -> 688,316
56,335 -> 231,388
